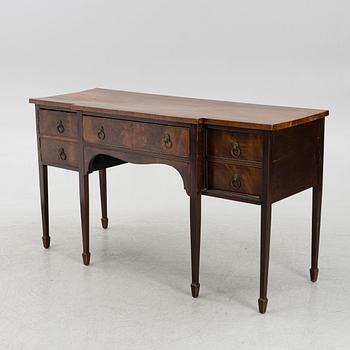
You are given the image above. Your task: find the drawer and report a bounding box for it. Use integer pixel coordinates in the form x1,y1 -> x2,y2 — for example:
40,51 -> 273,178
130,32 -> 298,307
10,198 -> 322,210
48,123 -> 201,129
133,123 -> 189,157
40,138 -> 78,169
207,161 -> 262,195
83,117 -> 132,148
38,109 -> 78,139
206,129 -> 262,162
83,116 -> 190,158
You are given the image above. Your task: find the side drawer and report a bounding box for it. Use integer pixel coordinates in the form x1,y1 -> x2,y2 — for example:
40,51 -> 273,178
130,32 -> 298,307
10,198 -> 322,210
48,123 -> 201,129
38,109 -> 78,139
83,116 -> 190,158
206,128 -> 262,162
207,161 -> 262,195
40,138 -> 78,169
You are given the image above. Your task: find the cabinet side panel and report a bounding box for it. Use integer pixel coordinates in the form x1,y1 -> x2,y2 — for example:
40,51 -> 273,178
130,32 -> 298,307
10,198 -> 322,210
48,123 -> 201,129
271,120 -> 323,203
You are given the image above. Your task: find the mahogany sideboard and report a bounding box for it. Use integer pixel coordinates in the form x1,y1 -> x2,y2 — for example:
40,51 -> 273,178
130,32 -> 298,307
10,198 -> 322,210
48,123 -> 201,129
29,88 -> 328,313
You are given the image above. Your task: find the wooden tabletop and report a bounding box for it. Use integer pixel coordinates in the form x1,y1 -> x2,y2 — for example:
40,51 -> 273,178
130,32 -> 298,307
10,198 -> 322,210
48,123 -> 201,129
30,88 -> 328,130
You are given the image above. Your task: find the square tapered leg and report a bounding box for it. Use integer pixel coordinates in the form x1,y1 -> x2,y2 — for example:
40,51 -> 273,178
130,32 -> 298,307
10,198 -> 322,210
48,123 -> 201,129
39,164 -> 50,249
99,169 -> 108,229
79,172 -> 90,265
259,201 -> 272,313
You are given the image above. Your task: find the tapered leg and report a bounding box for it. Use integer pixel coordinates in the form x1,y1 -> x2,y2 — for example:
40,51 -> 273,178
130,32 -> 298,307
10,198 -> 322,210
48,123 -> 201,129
39,164 -> 50,248
310,184 -> 322,282
79,172 -> 90,265
190,192 -> 201,298
259,201 -> 272,313
310,119 -> 324,282
99,169 -> 108,229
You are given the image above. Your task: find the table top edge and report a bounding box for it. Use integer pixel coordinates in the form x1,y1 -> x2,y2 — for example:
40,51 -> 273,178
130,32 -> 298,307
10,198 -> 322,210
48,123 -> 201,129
29,89 -> 329,131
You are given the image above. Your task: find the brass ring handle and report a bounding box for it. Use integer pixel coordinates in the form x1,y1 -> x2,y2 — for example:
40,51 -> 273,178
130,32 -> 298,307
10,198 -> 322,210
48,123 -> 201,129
57,120 -> 64,134
231,174 -> 241,190
162,133 -> 172,149
97,126 -> 105,141
230,142 -> 241,158
58,147 -> 67,161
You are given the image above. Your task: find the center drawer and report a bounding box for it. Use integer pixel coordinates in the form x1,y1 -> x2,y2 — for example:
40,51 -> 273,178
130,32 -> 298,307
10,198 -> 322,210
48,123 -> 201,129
83,116 -> 190,158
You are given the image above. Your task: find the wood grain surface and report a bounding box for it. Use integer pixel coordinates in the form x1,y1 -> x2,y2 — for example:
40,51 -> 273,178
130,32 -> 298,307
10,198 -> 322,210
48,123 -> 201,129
30,88 -> 328,130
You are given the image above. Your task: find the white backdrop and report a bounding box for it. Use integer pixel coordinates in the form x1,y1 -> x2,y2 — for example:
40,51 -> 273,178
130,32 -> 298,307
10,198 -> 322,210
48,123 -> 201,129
0,1 -> 349,349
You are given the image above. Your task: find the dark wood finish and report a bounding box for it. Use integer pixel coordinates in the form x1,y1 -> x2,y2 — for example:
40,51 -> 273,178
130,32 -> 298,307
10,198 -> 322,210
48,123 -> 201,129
83,117 -> 132,148
206,161 -> 262,196
259,201 -> 272,314
35,106 -> 50,249
89,154 -> 126,172
189,125 -> 203,298
78,111 -> 91,265
30,88 -> 328,130
40,138 -> 78,169
79,173 -> 90,265
30,88 -> 328,313
38,109 -> 78,139
310,186 -> 322,282
206,128 -> 263,162
133,122 -> 189,157
99,169 -> 108,229
38,164 -> 50,249
259,133 -> 272,314
84,145 -> 191,196
83,116 -> 189,158
190,192 -> 201,298
310,119 -> 324,282
270,120 -> 322,203
201,189 -> 261,204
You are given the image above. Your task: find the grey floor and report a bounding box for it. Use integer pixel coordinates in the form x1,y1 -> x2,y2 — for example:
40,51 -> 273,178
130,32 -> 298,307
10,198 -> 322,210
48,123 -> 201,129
1,128 -> 350,350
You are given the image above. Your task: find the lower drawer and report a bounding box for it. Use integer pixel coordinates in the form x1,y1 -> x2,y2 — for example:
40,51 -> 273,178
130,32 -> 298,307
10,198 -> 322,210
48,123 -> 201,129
207,161 -> 262,195
40,138 -> 78,169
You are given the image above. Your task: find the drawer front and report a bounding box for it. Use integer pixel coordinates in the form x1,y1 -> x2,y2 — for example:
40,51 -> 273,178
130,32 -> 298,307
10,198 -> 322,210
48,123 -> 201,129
206,129 -> 262,162
40,138 -> 78,169
83,116 -> 190,158
207,161 -> 262,195
83,117 -> 133,148
39,110 -> 78,139
133,123 -> 189,157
